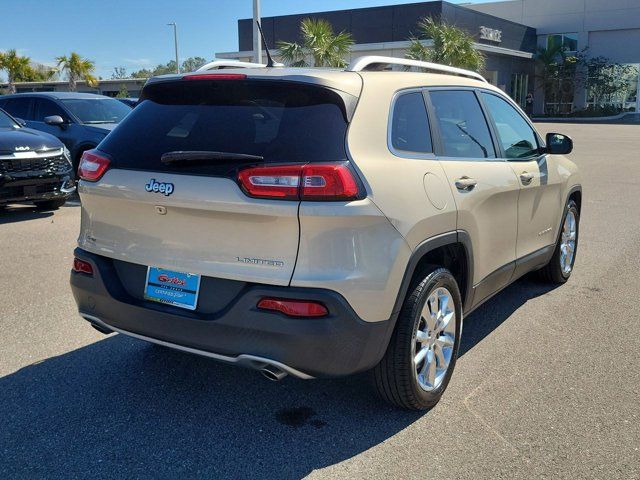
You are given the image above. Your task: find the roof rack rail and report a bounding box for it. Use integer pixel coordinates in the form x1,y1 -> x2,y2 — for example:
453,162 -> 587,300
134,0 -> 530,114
196,60 -> 265,71
346,55 -> 487,83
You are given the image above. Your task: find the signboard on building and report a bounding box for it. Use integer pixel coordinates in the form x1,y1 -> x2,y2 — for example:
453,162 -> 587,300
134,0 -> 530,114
480,26 -> 502,43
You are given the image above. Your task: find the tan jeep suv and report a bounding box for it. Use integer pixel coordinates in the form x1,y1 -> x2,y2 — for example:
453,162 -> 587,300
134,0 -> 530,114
70,56 -> 581,410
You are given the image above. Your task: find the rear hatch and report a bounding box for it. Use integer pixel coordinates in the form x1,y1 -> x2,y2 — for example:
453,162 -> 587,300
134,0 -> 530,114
78,73 -> 358,285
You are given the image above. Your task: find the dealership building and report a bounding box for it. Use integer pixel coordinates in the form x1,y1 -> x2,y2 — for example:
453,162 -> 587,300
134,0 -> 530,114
4,0 -> 639,114
217,0 -> 640,115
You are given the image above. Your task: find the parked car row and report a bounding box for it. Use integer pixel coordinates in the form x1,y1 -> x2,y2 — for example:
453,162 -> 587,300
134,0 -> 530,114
0,92 -> 135,209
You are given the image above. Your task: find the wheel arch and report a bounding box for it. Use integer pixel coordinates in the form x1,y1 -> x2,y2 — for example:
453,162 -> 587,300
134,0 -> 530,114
567,185 -> 582,213
390,231 -> 474,324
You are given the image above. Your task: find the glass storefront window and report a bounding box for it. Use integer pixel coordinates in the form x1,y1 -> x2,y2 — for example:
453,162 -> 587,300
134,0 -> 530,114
547,33 -> 578,53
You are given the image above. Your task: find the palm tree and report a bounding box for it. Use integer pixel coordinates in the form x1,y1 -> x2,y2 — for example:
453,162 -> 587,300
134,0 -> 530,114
533,44 -> 580,114
277,18 -> 354,68
534,44 -> 563,114
0,49 -> 31,94
406,18 -> 485,72
55,52 -> 97,91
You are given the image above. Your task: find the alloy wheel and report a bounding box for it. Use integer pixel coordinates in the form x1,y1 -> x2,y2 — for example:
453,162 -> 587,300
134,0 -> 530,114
413,287 -> 456,391
560,210 -> 577,274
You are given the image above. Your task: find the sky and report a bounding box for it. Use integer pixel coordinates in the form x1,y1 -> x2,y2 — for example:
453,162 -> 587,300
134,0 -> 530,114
0,0 -> 503,80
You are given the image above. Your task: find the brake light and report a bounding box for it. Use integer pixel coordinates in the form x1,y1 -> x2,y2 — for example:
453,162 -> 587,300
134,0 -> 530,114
237,163 -> 360,201
78,150 -> 110,182
257,298 -> 328,317
183,73 -> 247,81
73,258 -> 93,275
301,164 -> 360,200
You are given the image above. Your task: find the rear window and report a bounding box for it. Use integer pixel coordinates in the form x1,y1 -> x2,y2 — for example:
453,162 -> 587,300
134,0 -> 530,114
98,79 -> 352,175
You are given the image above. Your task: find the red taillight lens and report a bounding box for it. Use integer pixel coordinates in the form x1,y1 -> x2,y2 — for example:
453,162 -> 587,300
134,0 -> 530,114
301,164 -> 360,200
183,73 -> 247,81
78,150 -> 110,182
73,258 -> 93,275
257,298 -> 328,317
238,163 -> 360,201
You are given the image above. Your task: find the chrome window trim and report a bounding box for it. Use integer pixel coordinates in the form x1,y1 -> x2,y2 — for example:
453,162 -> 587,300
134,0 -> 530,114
387,87 -> 437,160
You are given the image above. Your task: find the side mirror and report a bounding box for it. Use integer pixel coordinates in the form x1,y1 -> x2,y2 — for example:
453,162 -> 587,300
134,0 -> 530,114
44,115 -> 66,127
545,132 -> 573,155
14,117 -> 27,127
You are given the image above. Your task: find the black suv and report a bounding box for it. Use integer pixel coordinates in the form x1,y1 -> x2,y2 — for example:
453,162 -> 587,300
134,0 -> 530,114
0,108 -> 74,209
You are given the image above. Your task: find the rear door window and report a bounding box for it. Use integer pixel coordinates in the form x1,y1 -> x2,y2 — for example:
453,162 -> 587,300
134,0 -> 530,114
98,80 -> 352,176
390,91 -> 432,154
428,90 -> 495,159
3,97 -> 33,120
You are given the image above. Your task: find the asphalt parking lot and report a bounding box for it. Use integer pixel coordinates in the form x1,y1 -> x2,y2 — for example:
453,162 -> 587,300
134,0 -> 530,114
1,123 -> 638,479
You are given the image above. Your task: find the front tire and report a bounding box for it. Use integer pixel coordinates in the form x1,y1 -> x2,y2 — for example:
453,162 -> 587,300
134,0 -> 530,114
33,198 -> 67,211
372,266 -> 462,410
538,200 -> 579,284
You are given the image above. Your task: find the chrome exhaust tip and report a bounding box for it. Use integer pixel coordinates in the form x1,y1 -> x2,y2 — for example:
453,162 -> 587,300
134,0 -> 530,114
261,365 -> 287,381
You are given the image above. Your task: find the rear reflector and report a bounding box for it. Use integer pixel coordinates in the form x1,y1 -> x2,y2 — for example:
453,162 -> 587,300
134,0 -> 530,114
238,163 -> 360,201
183,73 -> 247,81
73,258 -> 93,275
257,298 -> 328,317
78,150 -> 110,182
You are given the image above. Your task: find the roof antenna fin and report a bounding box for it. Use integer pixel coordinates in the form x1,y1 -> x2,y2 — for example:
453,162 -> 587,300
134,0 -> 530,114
256,21 -> 283,68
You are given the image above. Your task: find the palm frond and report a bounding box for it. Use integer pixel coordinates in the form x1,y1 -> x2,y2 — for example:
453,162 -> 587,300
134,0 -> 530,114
408,17 -> 484,71
276,41 -> 307,67
277,17 -> 353,68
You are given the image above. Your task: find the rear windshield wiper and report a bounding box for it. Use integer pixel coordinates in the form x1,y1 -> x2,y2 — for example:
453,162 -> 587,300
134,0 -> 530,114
161,150 -> 264,165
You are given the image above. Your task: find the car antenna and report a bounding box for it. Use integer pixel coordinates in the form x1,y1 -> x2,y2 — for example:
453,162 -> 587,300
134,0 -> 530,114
256,21 -> 283,68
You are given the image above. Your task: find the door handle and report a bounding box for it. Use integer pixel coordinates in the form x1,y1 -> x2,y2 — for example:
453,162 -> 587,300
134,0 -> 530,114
520,172 -> 534,185
455,177 -> 477,191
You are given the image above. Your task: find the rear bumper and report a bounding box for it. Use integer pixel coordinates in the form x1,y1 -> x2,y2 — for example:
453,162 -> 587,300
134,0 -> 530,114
0,174 -> 75,204
70,248 -> 393,378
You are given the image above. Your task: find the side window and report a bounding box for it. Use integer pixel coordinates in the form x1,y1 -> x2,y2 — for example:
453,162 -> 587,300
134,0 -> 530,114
428,90 -> 495,159
390,91 -> 432,154
480,92 -> 539,159
34,99 -> 67,122
3,98 -> 33,120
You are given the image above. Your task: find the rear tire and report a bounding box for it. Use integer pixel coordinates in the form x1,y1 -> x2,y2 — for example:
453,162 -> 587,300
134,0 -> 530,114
372,265 -> 462,410
33,198 -> 66,211
538,200 -> 579,284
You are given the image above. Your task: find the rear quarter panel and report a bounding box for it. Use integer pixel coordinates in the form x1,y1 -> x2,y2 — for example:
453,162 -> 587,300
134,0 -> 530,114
295,74 -> 464,322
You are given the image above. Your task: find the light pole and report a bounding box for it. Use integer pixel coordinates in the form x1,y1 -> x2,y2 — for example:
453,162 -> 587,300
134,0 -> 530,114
253,0 -> 263,64
167,22 -> 180,73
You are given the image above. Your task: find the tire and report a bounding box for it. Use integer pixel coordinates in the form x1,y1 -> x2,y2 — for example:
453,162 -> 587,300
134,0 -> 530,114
372,265 -> 462,410
538,200 -> 579,284
33,198 -> 67,211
